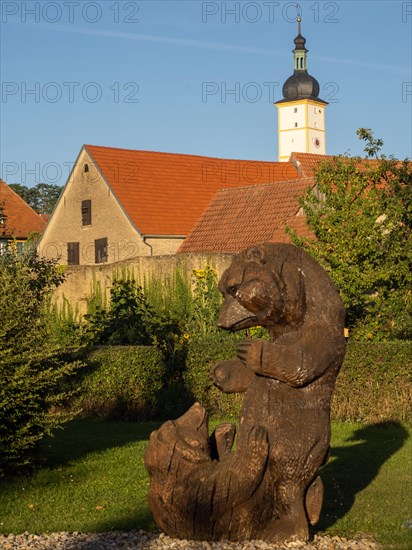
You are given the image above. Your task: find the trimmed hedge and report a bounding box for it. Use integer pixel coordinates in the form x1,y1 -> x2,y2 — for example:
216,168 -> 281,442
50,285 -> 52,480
68,339 -> 412,424
71,346 -> 166,420
184,336 -> 412,424
332,340 -> 412,424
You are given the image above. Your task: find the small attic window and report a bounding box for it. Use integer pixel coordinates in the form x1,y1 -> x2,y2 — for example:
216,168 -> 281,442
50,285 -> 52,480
83,164 -> 89,173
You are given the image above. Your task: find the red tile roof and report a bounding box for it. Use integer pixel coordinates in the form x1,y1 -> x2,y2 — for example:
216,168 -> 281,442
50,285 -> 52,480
270,215 -> 315,243
0,179 -> 46,239
289,152 -> 332,178
178,178 -> 314,254
289,152 -> 394,180
85,145 -> 299,236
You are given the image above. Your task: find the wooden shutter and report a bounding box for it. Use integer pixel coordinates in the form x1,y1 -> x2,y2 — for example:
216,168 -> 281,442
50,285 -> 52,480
67,242 -> 80,265
94,237 -> 108,263
81,200 -> 91,225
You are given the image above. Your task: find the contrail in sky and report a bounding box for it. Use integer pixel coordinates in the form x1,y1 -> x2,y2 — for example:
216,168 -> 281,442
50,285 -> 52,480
29,24 -> 411,76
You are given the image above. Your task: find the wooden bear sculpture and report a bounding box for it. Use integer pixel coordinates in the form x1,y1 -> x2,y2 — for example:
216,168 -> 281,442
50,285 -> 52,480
144,243 -> 346,543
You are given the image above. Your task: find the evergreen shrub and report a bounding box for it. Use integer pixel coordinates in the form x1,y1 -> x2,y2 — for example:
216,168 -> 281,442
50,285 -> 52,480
0,252 -> 83,476
72,346 -> 166,420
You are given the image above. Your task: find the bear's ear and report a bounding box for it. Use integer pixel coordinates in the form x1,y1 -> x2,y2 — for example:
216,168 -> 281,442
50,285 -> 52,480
245,245 -> 267,265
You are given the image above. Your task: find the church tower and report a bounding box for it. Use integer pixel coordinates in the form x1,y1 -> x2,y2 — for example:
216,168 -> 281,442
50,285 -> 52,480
276,17 -> 328,162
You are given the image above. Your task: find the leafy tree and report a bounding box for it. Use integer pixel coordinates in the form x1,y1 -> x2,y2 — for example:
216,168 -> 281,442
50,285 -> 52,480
8,183 -> 62,214
289,129 -> 412,340
0,251 -> 83,475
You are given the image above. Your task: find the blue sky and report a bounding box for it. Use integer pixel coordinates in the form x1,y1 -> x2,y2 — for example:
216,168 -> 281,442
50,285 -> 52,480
1,0 -> 411,186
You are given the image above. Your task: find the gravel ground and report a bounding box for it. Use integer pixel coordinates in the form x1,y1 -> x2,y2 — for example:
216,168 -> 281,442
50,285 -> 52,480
0,531 -> 378,550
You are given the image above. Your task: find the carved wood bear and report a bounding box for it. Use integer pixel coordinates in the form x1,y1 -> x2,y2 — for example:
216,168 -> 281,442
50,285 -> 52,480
144,243 -> 346,543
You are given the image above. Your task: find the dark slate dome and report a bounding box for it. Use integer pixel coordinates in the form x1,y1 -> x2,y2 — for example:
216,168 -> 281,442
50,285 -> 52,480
282,71 -> 320,101
294,33 -> 307,50
275,18 -> 328,105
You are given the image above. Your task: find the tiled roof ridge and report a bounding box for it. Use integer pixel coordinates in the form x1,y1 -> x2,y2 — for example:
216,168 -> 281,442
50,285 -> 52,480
84,144 -> 288,165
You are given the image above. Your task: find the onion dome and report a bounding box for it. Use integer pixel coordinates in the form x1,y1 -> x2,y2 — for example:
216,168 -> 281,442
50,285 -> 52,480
276,17 -> 327,105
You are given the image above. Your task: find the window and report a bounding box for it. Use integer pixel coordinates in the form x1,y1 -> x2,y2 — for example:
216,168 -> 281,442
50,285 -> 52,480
294,107 -> 298,113
82,200 -> 91,225
67,242 -> 80,265
0,239 -> 7,254
83,164 -> 89,173
95,237 -> 108,264
294,122 -> 298,127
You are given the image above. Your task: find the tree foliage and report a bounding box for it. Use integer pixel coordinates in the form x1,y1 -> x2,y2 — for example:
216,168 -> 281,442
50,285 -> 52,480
289,129 -> 412,340
0,252 -> 83,475
8,183 -> 62,214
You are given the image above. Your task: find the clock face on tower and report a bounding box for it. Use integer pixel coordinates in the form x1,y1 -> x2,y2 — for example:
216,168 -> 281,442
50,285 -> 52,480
314,138 -> 321,148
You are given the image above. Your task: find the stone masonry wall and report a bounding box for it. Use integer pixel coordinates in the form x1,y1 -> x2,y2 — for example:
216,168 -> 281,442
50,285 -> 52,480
54,252 -> 234,315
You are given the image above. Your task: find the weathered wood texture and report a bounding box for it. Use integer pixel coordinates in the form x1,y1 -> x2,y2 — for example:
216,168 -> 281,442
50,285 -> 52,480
144,243 -> 346,543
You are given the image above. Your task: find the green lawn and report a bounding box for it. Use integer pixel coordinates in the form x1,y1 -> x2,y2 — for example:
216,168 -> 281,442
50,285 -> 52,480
0,420 -> 411,548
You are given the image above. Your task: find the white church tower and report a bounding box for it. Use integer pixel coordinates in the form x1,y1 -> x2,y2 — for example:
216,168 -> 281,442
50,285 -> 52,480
276,17 -> 328,162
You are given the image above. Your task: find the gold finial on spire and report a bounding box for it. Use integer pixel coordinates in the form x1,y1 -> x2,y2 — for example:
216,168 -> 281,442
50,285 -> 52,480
296,3 -> 302,34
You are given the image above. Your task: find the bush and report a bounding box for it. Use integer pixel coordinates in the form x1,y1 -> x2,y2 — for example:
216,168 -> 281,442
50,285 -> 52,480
82,279 -> 154,346
332,340 -> 412,423
0,252 -> 83,475
185,335 -> 411,424
184,333 -> 245,419
71,346 -> 166,420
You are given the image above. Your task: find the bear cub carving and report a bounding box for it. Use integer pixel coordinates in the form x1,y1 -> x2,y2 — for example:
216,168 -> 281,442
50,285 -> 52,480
211,243 -> 346,541
145,243 -> 346,543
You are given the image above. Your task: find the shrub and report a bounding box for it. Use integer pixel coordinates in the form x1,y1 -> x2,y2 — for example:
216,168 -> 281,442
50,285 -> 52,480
184,333 -> 245,419
0,252 -> 83,475
71,346 -> 166,420
332,340 -> 412,423
82,278 -> 154,346
185,335 -> 411,424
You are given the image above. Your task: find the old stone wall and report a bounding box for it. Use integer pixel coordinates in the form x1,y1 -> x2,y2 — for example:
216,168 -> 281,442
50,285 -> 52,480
55,252 -> 234,314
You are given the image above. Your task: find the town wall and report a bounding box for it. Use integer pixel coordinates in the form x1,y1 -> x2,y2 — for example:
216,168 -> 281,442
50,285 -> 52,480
54,252 -> 234,315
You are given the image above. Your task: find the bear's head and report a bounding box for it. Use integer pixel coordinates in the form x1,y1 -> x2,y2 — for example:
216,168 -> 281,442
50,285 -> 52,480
218,243 -> 307,335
